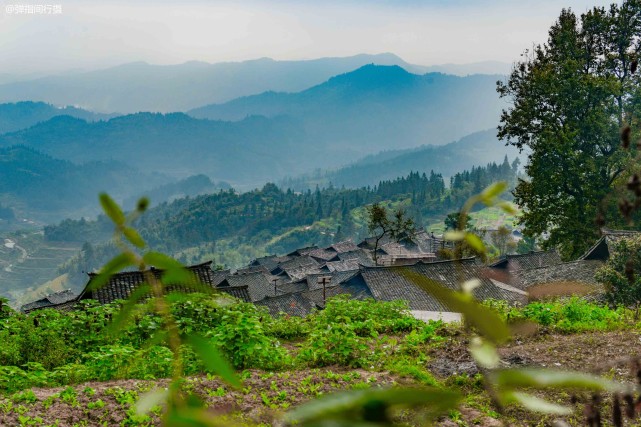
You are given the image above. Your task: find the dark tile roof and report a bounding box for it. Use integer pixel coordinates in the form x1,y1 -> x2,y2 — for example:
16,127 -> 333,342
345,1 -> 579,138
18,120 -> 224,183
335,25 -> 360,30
220,271 -> 276,302
581,229 -> 641,261
411,230 -> 448,253
218,285 -> 252,302
359,231 -> 451,254
276,280 -> 309,295
378,242 -> 416,257
270,256 -> 319,275
211,269 -> 230,287
327,240 -> 359,253
302,281 -> 374,308
279,264 -> 323,281
304,270 -> 361,290
517,260 -> 605,291
307,248 -> 338,262
249,255 -> 291,271
81,261 -> 249,304
336,249 -> 375,266
286,246 -> 318,257
21,289 -> 77,313
344,259 -> 527,311
358,235 -> 394,250
78,262 -> 249,304
489,250 -> 563,271
324,259 -> 362,272
235,265 -> 270,275
255,292 -> 317,317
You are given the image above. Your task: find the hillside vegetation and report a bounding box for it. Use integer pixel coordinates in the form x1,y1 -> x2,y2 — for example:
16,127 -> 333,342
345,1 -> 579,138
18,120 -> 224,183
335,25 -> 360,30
0,294 -> 637,426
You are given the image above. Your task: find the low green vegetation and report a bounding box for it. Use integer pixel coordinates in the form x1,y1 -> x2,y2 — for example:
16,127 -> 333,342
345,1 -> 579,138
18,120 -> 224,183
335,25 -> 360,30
0,293 -> 637,397
484,297 -> 632,333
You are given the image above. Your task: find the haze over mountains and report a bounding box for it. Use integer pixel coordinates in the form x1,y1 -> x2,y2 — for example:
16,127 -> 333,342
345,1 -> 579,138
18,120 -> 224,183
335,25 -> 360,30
0,55 -> 509,114
0,54 -> 432,113
0,102 -> 116,134
282,129 -> 521,190
0,65 -> 507,189
190,64 -> 503,150
0,54 -> 516,229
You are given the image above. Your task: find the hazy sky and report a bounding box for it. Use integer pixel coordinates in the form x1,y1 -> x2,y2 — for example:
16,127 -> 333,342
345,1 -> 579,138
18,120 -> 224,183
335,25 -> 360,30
0,0 -> 618,75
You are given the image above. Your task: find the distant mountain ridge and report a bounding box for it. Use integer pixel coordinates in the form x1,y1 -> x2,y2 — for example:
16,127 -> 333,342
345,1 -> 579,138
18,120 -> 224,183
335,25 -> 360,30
189,64 -> 504,150
0,101 -> 117,134
0,65 -> 509,188
0,113 -> 316,187
281,129 -> 520,189
0,53 -> 427,113
0,145 -> 169,222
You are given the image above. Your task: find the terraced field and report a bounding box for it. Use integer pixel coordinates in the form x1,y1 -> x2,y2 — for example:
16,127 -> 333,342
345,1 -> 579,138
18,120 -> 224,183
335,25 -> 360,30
0,230 -> 81,307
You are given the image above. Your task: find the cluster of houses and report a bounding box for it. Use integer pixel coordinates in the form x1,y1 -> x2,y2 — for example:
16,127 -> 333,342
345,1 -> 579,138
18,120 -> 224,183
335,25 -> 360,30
20,229 -> 634,319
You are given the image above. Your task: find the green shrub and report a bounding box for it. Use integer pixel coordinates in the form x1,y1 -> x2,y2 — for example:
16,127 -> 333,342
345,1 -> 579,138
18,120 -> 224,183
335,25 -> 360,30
311,295 -> 421,337
297,322 -> 368,367
207,302 -> 290,370
265,314 -> 311,340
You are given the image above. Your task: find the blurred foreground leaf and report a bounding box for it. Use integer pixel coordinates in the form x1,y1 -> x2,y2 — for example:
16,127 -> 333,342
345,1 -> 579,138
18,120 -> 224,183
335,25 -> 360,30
136,388 -> 169,416
492,369 -> 630,392
186,335 -> 241,388
399,270 -> 510,344
501,391 -> 572,415
88,252 -> 137,291
99,192 -> 126,226
285,387 -> 460,425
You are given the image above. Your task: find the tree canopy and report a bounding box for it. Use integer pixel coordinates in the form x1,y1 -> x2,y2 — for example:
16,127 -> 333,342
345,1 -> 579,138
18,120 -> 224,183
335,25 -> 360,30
497,1 -> 641,259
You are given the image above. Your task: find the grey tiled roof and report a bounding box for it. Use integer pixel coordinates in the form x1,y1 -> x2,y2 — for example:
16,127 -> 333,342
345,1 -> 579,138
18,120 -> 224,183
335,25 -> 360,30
489,250 -> 563,271
328,240 -> 359,253
581,229 -> 641,261
304,270 -> 361,290
235,265 -> 270,275
308,248 -> 337,262
249,255 -> 291,271
286,246 -> 318,257
411,230 -> 449,253
378,242 -> 417,257
255,293 -> 317,317
517,260 -> 605,290
358,235 -> 394,250
343,259 -> 527,311
83,261 -> 220,305
21,289 -> 77,313
276,280 -> 309,295
279,264 -> 323,281
270,256 -> 319,275
220,271 -> 276,302
336,249 -> 375,266
302,281 -> 374,308
219,285 -> 252,302
324,259 -> 362,272
212,269 -> 230,287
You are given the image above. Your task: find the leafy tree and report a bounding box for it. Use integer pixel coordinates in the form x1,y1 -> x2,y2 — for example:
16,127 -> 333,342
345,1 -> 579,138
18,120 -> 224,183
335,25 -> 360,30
490,226 -> 516,257
366,203 -> 416,265
497,2 -> 641,259
516,235 -> 538,254
444,211 -> 473,231
595,235 -> 641,311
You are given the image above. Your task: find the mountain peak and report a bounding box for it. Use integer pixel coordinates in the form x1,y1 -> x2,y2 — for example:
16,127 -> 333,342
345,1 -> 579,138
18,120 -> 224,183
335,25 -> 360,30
324,64 -> 414,89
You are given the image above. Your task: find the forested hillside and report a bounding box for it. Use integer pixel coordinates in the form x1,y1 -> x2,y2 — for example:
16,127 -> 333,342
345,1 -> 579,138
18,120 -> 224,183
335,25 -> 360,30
282,129 -> 521,189
42,159 -> 518,291
0,114 -> 316,187
0,145 -> 169,222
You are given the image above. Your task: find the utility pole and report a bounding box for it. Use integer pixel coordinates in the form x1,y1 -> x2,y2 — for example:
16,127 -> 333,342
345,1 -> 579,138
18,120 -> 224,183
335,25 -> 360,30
318,276 -> 331,305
